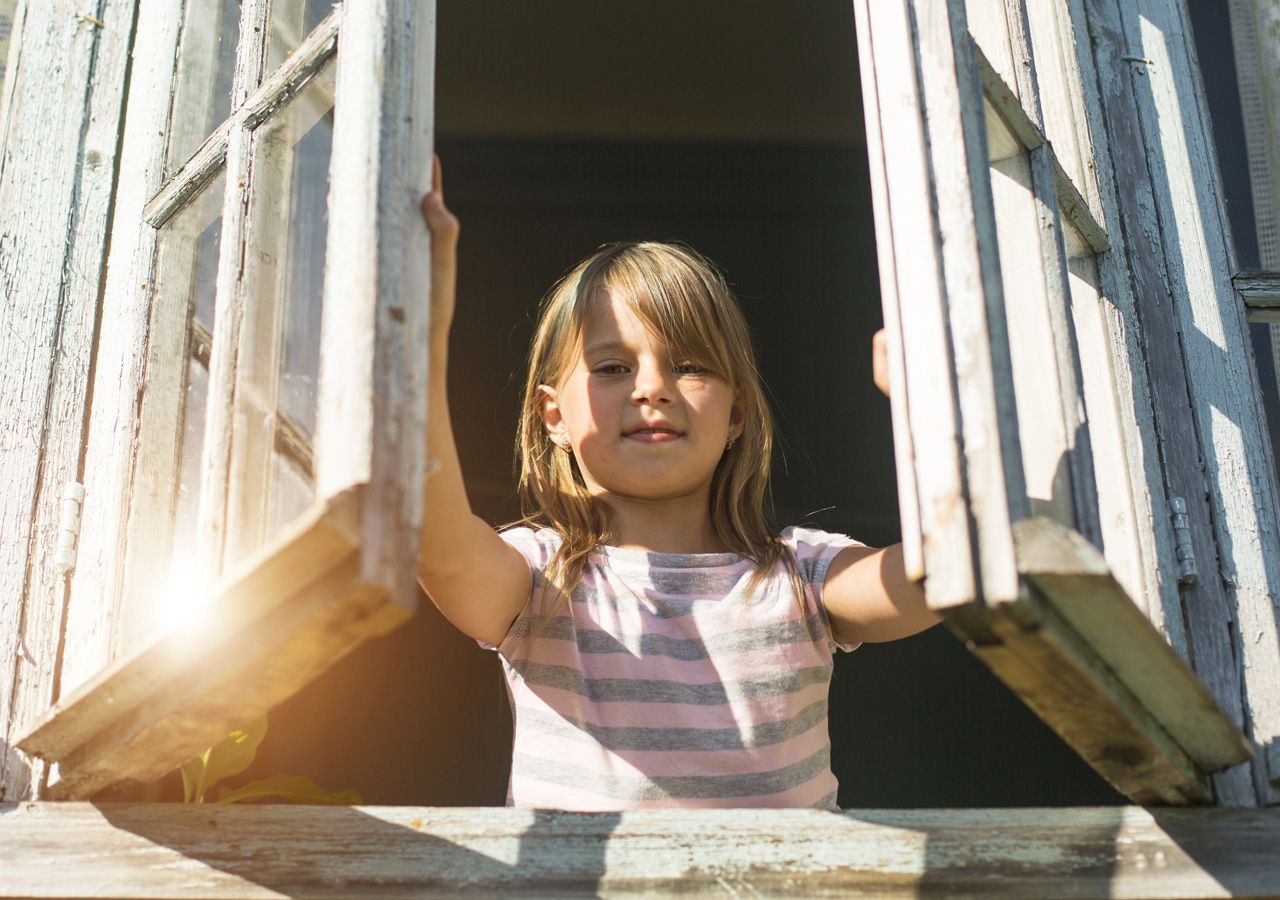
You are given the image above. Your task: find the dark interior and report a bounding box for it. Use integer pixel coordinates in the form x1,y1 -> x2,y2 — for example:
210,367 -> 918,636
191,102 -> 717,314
146,0 -> 1125,807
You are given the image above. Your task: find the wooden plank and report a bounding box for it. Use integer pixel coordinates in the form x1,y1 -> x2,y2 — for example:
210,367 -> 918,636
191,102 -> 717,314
16,487 -> 413,799
0,0 -> 136,801
62,0 -> 183,703
1014,516 -> 1251,773
849,0 -> 924,583
954,603 -> 1211,804
1084,0 -> 1261,806
1,804 -> 1279,898
1117,0 -> 1280,806
1224,0 -> 1280,803
850,0 -> 974,605
1058,0 -> 1181,645
318,0 -> 433,610
1236,271 -> 1280,323
923,0 -> 1029,606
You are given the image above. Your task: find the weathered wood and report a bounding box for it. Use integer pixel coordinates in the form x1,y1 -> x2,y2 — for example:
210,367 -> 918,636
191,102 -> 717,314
1115,0 -> 1280,806
1058,0 -> 1183,645
1084,0 -> 1260,807
62,0 -> 185,702
1,803 -> 1278,898
1226,0 -> 1280,801
16,487 -> 413,799
1014,516 -> 1251,773
0,0 -> 136,802
849,0 -> 924,583
317,0 -> 434,610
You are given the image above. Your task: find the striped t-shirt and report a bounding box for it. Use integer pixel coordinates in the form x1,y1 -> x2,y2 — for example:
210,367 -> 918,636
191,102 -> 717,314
479,525 -> 864,810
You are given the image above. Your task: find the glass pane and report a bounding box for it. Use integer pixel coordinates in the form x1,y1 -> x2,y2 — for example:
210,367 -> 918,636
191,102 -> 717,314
166,0 -> 241,177
227,63 -> 334,563
149,171 -> 226,628
266,0 -> 334,71
984,97 -> 1077,528
0,0 -> 16,100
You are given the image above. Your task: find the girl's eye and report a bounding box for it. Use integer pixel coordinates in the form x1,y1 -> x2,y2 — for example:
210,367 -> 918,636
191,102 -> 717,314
674,362 -> 708,376
592,363 -> 629,375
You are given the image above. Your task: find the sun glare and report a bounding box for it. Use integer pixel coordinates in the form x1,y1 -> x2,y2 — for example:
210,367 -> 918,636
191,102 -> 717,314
154,555 -> 216,634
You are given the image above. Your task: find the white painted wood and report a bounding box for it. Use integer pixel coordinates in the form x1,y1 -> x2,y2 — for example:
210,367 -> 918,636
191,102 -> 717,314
61,0 -> 183,700
1117,0 -> 1280,806
318,0 -> 434,607
194,0 -> 270,582
0,0 -> 136,801
1225,0 -> 1280,804
919,0 -> 1029,607
849,0 -> 923,582
1062,0 -> 1185,650
850,0 -> 976,606
3,804 -> 1280,898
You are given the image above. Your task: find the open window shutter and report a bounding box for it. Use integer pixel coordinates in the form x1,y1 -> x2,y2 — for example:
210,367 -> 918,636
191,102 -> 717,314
16,0 -> 436,799
852,0 -> 1250,803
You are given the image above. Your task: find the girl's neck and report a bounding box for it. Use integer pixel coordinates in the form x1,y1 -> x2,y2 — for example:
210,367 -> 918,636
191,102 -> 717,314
600,493 -> 727,554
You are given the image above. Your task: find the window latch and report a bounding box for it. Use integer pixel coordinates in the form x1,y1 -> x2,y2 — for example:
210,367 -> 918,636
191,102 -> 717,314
53,482 -> 86,577
1170,496 -> 1198,585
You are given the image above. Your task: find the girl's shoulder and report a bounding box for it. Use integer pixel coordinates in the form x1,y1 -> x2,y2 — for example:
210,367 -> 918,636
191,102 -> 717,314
497,523 -> 563,568
778,524 -> 867,581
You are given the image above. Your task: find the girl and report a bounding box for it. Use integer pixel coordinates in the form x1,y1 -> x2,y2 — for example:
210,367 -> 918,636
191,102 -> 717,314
416,156 -> 939,810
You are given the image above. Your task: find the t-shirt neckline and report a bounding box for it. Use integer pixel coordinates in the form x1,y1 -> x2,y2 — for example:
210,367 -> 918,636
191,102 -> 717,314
595,544 -> 745,570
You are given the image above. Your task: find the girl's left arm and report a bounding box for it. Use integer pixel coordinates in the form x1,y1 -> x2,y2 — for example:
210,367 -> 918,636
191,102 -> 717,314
821,544 -> 940,645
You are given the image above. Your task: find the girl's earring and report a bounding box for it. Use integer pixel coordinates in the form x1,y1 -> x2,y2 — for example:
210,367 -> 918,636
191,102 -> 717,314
558,438 -> 572,453
726,433 -> 736,450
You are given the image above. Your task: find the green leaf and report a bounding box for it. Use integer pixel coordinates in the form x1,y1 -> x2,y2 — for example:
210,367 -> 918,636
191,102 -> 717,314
178,714 -> 269,803
215,774 -> 362,806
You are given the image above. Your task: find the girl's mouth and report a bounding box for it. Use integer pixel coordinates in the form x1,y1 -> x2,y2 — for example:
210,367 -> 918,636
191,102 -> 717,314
624,428 -> 682,443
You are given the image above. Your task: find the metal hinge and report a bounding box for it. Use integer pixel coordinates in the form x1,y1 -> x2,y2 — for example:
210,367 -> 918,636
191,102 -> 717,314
1170,496 -> 1198,586
53,482 -> 86,576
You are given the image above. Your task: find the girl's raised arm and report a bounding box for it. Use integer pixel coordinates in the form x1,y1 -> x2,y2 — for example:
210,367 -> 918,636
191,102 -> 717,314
415,156 -> 532,646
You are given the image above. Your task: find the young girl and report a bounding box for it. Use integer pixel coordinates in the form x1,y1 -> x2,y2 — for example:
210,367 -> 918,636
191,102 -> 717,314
416,156 -> 939,810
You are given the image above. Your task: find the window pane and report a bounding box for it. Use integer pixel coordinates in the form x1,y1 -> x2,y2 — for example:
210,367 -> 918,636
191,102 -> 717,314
149,170 -> 226,627
226,63 -> 334,565
167,0 -> 241,177
984,97 -> 1077,529
0,0 -> 16,99
266,0 -> 334,71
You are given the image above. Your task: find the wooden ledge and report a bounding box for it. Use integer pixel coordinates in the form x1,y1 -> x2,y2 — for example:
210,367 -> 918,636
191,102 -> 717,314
2,803 -> 1279,898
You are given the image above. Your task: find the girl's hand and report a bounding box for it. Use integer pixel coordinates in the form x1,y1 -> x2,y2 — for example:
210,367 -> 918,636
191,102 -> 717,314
872,328 -> 890,397
420,153 -> 459,339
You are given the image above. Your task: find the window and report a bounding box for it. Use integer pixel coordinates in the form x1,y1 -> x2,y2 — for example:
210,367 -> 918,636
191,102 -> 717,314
852,0 -> 1260,803
16,0 -> 435,798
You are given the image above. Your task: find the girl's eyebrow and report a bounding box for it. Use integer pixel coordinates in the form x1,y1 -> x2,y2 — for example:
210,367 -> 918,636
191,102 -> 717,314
583,340 -> 632,356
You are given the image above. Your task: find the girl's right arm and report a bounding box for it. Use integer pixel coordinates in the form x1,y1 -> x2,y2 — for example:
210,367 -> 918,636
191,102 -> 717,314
416,156 -> 532,646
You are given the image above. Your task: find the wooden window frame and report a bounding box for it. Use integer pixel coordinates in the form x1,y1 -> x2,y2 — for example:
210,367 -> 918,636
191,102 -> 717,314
15,0 -> 436,799
853,0 -> 1254,804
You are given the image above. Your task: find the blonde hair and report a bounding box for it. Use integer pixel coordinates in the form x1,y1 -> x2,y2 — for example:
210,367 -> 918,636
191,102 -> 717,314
511,240 -> 803,613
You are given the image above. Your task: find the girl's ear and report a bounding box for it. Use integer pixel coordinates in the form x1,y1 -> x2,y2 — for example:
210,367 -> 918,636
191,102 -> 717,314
538,384 -> 568,444
728,392 -> 746,441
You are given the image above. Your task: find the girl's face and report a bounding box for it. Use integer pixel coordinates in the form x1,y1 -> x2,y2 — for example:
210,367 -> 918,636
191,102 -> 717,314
540,292 -> 743,504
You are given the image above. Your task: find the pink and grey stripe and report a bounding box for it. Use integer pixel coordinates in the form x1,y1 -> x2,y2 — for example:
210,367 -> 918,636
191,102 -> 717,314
480,525 -> 863,810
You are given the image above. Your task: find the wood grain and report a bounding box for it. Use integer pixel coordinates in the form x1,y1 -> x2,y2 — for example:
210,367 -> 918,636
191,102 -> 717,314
0,0 -> 137,801
1,803 -> 1278,898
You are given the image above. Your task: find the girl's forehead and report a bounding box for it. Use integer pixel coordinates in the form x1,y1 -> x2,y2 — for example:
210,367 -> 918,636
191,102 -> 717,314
580,292 -> 662,346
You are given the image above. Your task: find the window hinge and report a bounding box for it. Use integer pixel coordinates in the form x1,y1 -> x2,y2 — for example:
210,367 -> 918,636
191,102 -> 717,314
53,482 -> 86,577
1170,496 -> 1198,585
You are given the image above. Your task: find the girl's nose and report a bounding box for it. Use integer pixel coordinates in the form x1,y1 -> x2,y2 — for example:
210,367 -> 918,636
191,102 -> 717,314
631,360 -> 674,405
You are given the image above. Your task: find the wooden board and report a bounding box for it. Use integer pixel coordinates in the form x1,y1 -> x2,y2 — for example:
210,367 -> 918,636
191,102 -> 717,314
15,488 -> 410,799
1,803 -> 1278,898
0,0 -> 137,802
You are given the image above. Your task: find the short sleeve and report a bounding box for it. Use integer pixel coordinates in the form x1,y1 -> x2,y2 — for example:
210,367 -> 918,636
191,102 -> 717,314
475,526 -> 562,655
782,525 -> 867,654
